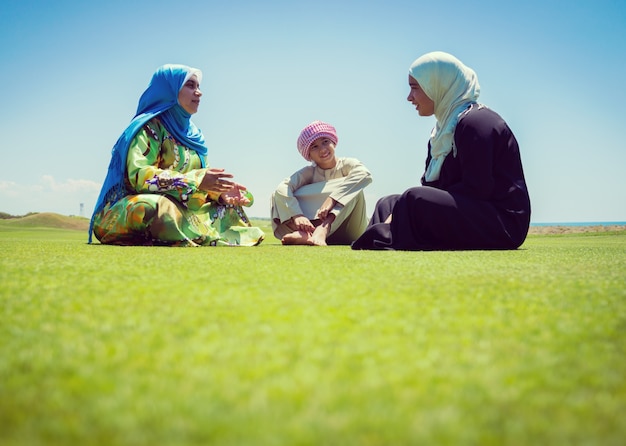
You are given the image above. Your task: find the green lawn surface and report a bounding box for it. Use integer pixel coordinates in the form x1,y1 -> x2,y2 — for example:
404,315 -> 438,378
1,222 -> 625,445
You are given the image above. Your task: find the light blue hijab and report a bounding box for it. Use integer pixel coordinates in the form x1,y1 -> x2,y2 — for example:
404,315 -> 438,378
409,52 -> 480,182
89,64 -> 207,242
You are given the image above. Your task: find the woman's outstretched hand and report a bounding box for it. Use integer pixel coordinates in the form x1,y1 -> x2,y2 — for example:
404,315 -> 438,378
200,168 -> 235,194
219,184 -> 251,206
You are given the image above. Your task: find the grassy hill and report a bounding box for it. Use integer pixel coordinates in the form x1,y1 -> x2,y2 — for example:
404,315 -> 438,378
0,212 -> 90,231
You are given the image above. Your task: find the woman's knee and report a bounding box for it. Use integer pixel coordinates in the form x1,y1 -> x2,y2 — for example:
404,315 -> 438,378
400,187 -> 454,211
376,194 -> 400,207
124,197 -> 158,229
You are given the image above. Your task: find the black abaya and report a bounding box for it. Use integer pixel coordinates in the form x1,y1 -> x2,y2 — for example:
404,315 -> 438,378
352,105 -> 530,251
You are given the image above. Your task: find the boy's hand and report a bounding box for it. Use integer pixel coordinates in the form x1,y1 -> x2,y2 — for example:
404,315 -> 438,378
290,215 -> 315,233
316,197 -> 337,220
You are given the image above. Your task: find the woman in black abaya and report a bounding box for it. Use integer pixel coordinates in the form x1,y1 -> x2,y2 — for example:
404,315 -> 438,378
352,51 -> 530,251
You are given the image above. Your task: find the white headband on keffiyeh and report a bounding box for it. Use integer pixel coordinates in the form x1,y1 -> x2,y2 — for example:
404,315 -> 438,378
409,51 -> 480,182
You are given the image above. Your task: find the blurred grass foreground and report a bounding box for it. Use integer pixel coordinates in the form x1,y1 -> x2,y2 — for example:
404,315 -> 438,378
1,214 -> 625,445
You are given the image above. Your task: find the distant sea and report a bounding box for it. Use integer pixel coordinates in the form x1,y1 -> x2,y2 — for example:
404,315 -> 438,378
531,221 -> 626,227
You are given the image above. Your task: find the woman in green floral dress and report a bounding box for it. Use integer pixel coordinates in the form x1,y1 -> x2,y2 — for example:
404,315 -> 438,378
89,64 -> 264,247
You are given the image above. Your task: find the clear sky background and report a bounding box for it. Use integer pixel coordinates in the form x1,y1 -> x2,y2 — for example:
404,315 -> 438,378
1,0 -> 625,223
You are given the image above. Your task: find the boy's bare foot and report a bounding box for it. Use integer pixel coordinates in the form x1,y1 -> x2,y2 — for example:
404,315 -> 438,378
281,230 -> 312,245
307,215 -> 332,246
282,213 -> 334,246
307,233 -> 327,246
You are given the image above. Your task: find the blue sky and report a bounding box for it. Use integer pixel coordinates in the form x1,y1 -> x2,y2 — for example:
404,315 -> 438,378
1,0 -> 625,223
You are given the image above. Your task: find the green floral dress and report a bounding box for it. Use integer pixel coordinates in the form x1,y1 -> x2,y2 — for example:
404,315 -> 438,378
92,118 -> 264,246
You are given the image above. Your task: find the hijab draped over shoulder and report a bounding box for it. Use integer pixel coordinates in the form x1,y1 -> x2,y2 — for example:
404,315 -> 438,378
409,52 -> 480,182
89,64 -> 208,242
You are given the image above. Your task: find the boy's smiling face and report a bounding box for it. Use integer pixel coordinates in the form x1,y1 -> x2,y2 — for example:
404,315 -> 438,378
308,137 -> 337,169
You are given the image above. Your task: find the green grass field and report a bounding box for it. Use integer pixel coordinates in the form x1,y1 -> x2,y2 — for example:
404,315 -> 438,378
1,217 -> 625,445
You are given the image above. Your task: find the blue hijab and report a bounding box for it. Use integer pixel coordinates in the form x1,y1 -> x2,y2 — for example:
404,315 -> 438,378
89,64 -> 208,242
